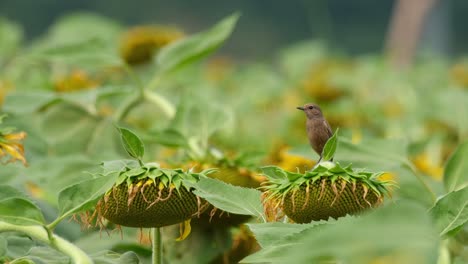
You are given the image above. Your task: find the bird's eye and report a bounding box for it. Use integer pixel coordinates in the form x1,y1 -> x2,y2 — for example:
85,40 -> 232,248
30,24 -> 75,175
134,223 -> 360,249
308,106 -> 314,109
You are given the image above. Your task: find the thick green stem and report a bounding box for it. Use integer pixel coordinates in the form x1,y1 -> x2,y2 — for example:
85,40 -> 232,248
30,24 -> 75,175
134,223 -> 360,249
0,221 -> 93,264
151,227 -> 163,264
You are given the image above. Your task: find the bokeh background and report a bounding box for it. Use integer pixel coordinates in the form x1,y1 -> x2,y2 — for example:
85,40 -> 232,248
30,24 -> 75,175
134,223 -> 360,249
1,0 -> 467,58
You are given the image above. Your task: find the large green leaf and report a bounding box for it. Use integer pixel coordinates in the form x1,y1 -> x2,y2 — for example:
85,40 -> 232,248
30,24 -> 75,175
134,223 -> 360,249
0,185 -> 44,225
444,141 -> 468,192
246,222 -> 328,248
430,187 -> 468,237
33,38 -> 122,68
57,173 -> 118,219
242,202 -> 438,264
0,234 -> 36,261
143,129 -> 188,148
91,251 -> 140,264
3,92 -> 58,114
192,177 -> 264,220
155,13 -> 239,74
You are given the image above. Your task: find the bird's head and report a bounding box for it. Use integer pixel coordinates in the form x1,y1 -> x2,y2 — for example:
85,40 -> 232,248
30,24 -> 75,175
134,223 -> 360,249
297,103 -> 323,119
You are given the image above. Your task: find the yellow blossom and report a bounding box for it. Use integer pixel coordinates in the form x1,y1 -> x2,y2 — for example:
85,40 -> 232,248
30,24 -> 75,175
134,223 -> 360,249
450,62 -> 468,88
273,145 -> 315,173
412,152 -> 444,180
119,25 -> 184,65
54,70 -> 98,92
0,131 -> 27,166
378,172 -> 397,182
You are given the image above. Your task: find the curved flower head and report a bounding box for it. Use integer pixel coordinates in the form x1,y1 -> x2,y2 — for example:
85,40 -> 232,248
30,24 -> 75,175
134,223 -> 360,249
119,25 -> 184,65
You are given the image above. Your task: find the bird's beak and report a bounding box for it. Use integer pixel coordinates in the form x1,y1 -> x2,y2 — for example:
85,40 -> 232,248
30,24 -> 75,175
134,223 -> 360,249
296,106 -> 304,111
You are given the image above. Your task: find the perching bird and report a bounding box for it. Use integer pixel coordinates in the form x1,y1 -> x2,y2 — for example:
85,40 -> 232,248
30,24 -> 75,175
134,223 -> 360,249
297,103 -> 333,163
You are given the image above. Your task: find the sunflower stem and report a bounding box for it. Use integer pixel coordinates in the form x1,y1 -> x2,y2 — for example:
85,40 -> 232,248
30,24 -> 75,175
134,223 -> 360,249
151,227 -> 163,264
0,221 -> 92,264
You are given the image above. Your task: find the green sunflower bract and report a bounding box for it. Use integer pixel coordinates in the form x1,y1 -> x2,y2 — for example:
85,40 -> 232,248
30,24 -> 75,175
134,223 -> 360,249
261,161 -> 392,223
95,161 -> 210,228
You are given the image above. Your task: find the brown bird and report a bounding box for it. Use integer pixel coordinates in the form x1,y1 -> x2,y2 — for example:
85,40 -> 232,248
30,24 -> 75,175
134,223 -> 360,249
297,103 -> 333,163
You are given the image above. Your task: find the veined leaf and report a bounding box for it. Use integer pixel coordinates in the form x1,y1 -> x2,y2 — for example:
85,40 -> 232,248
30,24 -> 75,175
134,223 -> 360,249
246,222 -> 329,248
444,141 -> 468,192
0,185 -> 44,225
242,202 -> 437,264
3,92 -> 58,114
430,187 -> 468,237
156,13 -> 239,74
58,173 -> 118,218
118,127 -> 145,160
143,129 -> 188,148
192,177 -> 264,220
321,129 -> 338,161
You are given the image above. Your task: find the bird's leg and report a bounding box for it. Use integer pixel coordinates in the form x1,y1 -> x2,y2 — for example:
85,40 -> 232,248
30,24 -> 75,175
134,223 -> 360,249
312,155 -> 323,169
317,155 -> 323,164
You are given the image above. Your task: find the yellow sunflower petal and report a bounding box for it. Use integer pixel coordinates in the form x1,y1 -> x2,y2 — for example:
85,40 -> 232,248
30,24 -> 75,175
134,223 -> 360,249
176,219 -> 192,241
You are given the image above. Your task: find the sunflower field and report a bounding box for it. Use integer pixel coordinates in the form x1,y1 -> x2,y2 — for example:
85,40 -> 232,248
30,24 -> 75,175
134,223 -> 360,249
0,11 -> 467,264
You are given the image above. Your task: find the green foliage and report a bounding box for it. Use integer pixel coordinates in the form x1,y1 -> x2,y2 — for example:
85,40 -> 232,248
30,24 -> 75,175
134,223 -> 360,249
155,13 -> 240,74
0,185 -> 44,225
117,127 -> 145,160
321,128 -> 338,161
246,222 -> 329,248
57,173 -> 119,220
444,141 -> 468,192
243,203 -> 438,264
430,187 -> 468,237
192,177 -> 264,219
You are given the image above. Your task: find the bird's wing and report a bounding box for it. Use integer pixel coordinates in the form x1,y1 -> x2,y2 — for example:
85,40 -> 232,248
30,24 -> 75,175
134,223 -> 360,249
323,119 -> 333,137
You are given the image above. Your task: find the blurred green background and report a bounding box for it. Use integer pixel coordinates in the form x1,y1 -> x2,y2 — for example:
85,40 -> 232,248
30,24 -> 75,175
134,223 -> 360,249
1,0 -> 467,58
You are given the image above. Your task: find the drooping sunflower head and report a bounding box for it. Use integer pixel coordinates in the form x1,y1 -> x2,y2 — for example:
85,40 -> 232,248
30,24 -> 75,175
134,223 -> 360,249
261,162 -> 393,223
119,25 -> 184,65
89,160 -> 211,229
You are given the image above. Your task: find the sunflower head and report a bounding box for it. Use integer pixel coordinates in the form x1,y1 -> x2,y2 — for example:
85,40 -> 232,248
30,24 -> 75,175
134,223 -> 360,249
93,161 -> 210,228
261,162 -> 392,223
119,25 -> 184,65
